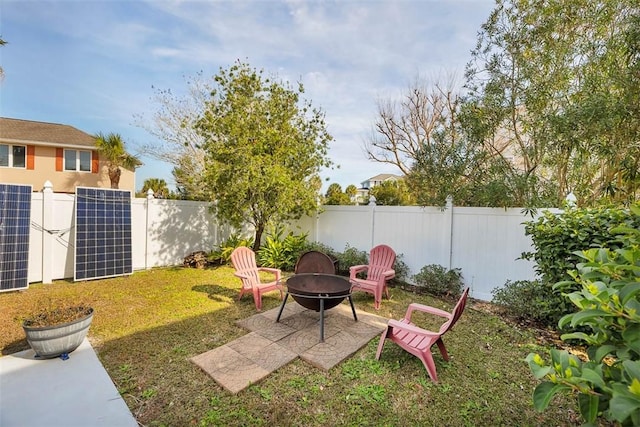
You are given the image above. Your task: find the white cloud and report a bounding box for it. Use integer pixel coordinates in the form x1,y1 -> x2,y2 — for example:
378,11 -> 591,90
2,0 -> 496,191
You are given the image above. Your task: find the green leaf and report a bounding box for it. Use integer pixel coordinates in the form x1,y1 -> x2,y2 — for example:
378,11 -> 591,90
619,282 -> 640,305
568,309 -> 616,327
558,313 -> 574,329
622,361 -> 640,385
525,353 -> 552,379
581,367 -> 606,389
532,382 -> 570,411
554,280 -> 577,290
594,345 -> 617,363
622,325 -> 640,355
578,393 -> 600,423
609,394 -> 640,423
560,332 -> 593,343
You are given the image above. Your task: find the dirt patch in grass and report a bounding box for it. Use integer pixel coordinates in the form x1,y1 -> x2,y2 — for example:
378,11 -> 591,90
0,267 -> 581,426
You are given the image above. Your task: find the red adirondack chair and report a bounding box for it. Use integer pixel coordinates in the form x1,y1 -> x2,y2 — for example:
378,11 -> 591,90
375,287 -> 470,382
230,246 -> 283,311
349,244 -> 396,310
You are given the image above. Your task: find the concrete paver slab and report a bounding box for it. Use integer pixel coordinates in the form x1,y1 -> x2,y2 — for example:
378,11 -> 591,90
191,345 -> 272,394
193,301 -> 388,394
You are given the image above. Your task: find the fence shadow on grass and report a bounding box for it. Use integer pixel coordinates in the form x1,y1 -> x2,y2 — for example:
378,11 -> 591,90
192,284 -> 240,304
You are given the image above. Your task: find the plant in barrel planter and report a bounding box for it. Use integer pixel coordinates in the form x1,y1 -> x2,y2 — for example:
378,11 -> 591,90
22,305 -> 94,360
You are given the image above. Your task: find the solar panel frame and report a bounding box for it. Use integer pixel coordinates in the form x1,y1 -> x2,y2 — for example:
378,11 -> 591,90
74,187 -> 133,281
0,183 -> 32,292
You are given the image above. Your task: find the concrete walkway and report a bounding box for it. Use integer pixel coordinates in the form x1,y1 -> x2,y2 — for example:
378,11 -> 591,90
191,301 -> 388,394
0,339 -> 137,427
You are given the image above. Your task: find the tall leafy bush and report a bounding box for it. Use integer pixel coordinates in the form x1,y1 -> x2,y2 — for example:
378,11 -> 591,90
526,203 -> 640,425
208,233 -> 255,265
520,206 -> 640,326
257,226 -> 308,270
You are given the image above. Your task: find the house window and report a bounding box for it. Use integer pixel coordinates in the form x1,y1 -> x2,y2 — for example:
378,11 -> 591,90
64,150 -> 92,172
0,144 -> 26,168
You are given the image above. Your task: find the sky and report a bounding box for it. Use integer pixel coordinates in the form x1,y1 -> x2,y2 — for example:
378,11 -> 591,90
1,0 -> 496,193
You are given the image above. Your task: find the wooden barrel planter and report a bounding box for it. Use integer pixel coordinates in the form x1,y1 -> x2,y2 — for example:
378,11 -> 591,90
22,307 -> 94,359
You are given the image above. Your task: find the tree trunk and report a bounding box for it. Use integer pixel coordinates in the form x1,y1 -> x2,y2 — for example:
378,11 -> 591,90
253,224 -> 264,252
109,167 -> 121,189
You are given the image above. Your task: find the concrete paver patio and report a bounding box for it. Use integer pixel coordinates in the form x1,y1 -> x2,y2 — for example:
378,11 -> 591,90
191,301 -> 388,394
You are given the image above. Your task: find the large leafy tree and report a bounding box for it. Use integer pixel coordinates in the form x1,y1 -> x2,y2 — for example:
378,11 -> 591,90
369,180 -> 414,206
324,183 -> 352,205
465,0 -> 640,207
196,62 -> 333,251
95,132 -> 142,189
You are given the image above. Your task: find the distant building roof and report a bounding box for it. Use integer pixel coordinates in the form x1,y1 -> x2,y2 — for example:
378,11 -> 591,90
0,117 -> 96,148
367,173 -> 402,182
360,173 -> 403,188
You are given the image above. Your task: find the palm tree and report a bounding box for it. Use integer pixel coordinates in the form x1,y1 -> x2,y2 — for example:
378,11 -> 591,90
141,178 -> 170,198
95,132 -> 142,189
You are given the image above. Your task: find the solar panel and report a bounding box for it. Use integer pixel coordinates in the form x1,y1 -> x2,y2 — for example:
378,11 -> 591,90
74,187 -> 133,281
0,184 -> 32,292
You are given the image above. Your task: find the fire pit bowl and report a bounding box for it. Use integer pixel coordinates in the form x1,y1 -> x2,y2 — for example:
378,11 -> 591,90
286,273 -> 350,311
276,273 -> 358,342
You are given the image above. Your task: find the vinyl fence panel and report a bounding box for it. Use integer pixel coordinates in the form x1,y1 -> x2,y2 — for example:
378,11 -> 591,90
295,203 -> 544,301
20,182 -> 552,301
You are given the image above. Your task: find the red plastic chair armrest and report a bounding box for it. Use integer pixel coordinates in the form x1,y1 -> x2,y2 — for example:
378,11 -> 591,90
257,267 -> 281,278
234,271 -> 251,279
405,303 -> 452,321
387,319 -> 438,336
349,265 -> 368,279
382,269 -> 395,280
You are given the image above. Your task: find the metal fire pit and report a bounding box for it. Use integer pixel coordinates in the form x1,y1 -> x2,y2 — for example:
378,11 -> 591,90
276,273 -> 358,342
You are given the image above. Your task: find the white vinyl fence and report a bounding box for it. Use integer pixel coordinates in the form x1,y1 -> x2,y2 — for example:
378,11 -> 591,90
27,187 -> 226,285
293,200 -> 550,301
22,185 -> 553,301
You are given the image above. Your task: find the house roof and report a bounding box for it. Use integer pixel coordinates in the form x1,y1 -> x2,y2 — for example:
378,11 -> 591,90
366,173 -> 402,182
0,117 -> 97,149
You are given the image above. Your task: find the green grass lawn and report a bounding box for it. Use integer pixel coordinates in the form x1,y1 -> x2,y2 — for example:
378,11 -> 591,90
0,267 -> 580,426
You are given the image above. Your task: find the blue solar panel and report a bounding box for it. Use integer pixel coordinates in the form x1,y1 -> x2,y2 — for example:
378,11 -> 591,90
0,184 -> 32,292
74,187 -> 133,281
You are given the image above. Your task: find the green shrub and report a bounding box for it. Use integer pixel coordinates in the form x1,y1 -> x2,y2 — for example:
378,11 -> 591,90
391,254 -> 410,282
208,233 -> 254,265
301,241 -> 337,257
492,280 -> 567,326
334,244 -> 368,276
257,226 -> 308,270
412,264 -> 463,298
526,203 -> 640,426
521,205 -> 640,327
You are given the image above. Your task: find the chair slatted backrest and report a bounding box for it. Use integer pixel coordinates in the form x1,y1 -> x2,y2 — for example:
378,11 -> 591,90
230,247 -> 260,289
367,245 -> 396,281
438,287 -> 470,334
